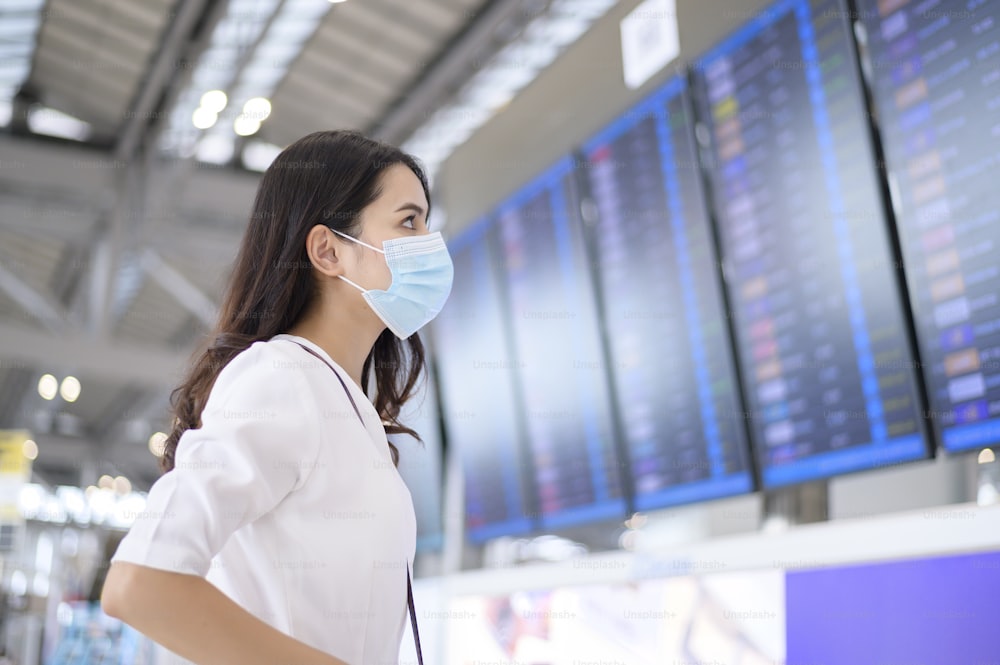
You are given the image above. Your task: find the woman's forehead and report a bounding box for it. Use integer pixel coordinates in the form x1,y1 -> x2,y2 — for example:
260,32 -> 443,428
373,164 -> 427,209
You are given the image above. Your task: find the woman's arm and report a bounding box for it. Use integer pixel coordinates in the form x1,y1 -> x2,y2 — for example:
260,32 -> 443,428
102,561 -> 349,665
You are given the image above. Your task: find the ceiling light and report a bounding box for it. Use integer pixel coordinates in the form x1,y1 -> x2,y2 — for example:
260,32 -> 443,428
200,90 -> 228,113
97,475 -> 114,490
158,0 -> 331,157
192,106 -> 218,130
979,448 -> 996,465
113,476 -> 132,495
148,432 -> 167,457
22,439 -> 37,461
59,376 -> 81,403
37,374 -> 57,400
26,106 -> 92,141
242,97 -> 272,121
234,114 -> 261,137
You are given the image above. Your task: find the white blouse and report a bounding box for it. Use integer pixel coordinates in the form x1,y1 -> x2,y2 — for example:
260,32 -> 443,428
111,333 -> 417,665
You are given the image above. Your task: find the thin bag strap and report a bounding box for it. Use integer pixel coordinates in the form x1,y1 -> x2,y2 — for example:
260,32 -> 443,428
407,562 -> 423,665
290,341 -> 424,665
291,341 -> 364,422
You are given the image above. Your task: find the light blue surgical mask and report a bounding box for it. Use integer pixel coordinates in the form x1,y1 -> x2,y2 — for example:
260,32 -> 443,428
330,228 -> 454,339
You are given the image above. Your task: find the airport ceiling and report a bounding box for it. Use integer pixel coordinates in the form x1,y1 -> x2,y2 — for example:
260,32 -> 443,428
0,0 -> 545,492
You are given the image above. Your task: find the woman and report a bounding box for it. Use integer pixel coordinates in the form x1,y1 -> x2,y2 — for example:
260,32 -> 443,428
101,130 -> 453,665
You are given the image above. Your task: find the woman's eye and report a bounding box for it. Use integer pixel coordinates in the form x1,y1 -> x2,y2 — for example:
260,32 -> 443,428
402,215 -> 416,229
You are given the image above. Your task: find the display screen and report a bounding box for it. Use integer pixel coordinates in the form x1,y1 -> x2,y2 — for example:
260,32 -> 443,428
691,0 -> 930,487
787,549 -> 1000,664
431,218 -> 536,543
391,363 -> 445,552
581,74 -> 755,510
494,155 -> 627,529
856,0 -> 1000,453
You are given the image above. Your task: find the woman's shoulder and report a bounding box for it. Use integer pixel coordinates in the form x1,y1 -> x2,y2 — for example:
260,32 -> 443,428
215,336 -> 299,379
208,337 -> 320,409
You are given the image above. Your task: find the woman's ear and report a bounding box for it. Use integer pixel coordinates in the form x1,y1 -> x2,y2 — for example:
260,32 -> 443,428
304,225 -> 346,278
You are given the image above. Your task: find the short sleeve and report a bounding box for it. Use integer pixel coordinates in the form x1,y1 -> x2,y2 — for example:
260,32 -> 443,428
111,342 -> 322,577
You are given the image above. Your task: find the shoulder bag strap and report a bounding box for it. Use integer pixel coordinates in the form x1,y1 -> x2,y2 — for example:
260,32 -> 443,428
290,341 -> 424,665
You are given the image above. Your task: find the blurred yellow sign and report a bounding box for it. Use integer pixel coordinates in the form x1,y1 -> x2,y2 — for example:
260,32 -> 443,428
0,430 -> 32,477
0,430 -> 31,522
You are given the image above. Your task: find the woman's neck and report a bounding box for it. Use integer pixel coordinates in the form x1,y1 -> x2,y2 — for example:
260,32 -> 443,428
286,307 -> 383,391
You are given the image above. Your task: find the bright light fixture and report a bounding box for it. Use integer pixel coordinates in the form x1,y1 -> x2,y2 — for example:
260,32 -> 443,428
26,106 -> 92,141
37,374 -> 58,400
200,90 -> 228,113
59,376 -> 81,403
159,0 -> 331,155
234,114 -> 261,136
22,439 -> 37,461
113,476 -> 132,495
98,475 -> 114,490
192,106 -> 218,130
148,431 -> 168,457
243,97 -> 272,120
979,448 -> 996,465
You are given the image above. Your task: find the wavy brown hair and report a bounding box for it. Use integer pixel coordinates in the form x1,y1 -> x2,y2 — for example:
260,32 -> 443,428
159,130 -> 428,473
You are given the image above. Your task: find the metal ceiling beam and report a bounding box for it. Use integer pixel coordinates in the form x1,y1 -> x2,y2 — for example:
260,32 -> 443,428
88,163 -> 141,338
0,260 -> 70,332
115,0 -> 218,161
101,0 -> 224,342
0,321 -> 189,389
140,249 -> 218,328
368,0 -> 532,145
0,193 -> 101,241
0,135 -> 117,204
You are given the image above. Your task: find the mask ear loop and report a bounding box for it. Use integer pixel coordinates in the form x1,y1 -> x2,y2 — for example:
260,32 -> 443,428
329,228 -> 385,254
338,275 -> 367,293
327,227 -> 385,294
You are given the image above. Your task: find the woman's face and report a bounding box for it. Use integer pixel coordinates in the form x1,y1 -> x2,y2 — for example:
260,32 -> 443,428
346,162 -> 431,291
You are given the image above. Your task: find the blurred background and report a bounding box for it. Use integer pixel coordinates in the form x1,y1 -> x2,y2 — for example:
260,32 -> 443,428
0,0 -> 998,663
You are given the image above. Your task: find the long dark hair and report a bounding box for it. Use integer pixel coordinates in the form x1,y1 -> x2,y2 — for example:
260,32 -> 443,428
160,130 -> 428,473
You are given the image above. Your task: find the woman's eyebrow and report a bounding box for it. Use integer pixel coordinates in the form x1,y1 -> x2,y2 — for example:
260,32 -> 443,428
394,202 -> 426,216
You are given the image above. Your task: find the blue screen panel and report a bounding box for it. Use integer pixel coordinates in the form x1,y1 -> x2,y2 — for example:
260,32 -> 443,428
691,0 -> 931,487
581,74 -> 755,510
493,156 -> 628,530
431,217 -> 536,543
856,0 -> 1000,454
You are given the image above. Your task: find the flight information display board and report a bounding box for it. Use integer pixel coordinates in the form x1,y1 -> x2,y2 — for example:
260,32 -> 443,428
494,156 -> 628,529
431,218 -> 536,543
580,74 -> 755,510
856,0 -> 1000,453
691,0 -> 930,487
